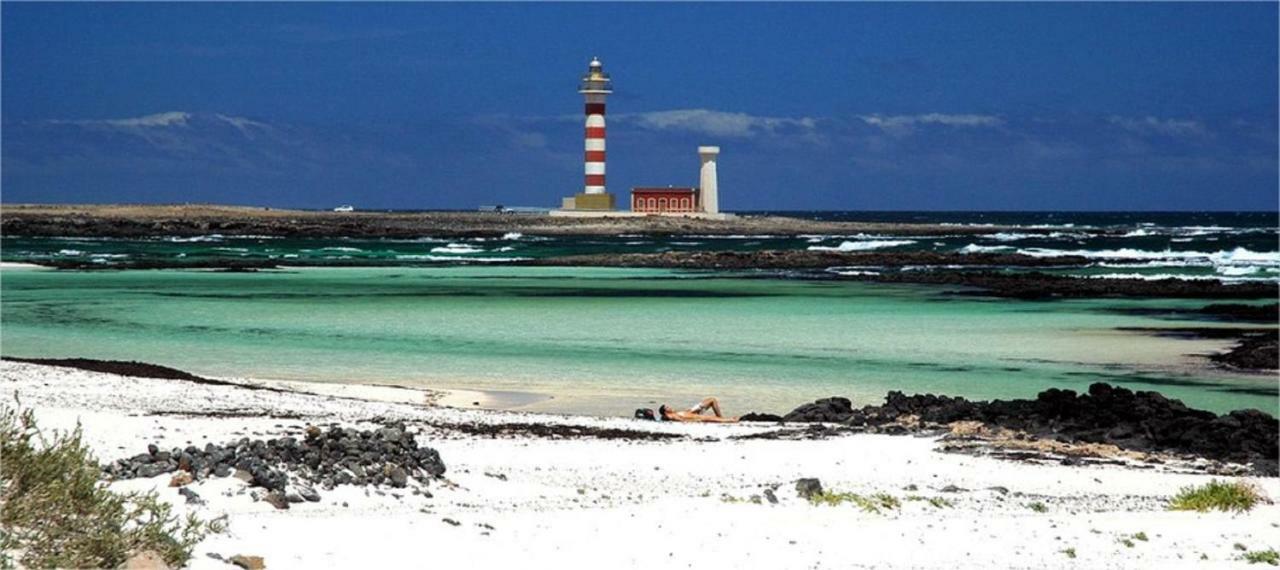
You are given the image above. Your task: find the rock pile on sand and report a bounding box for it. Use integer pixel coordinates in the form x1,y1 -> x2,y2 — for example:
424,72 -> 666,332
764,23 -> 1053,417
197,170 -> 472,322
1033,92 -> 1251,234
104,421 -> 446,506
778,383 -> 1279,475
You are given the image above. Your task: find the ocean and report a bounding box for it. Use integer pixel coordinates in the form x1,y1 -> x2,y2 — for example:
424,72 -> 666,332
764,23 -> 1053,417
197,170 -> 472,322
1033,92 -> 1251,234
3,211 -> 1277,281
1,211 -> 1274,416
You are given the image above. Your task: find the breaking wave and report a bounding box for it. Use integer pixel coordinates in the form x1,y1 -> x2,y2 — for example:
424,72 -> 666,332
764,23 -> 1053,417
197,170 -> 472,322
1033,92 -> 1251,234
394,254 -> 528,262
429,243 -> 485,254
981,231 -> 1086,241
956,244 -> 1015,254
166,235 -> 225,243
808,240 -> 916,252
1015,247 -> 1279,267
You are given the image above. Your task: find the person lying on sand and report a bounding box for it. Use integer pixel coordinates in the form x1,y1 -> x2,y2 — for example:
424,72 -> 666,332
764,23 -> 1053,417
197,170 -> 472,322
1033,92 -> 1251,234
655,397 -> 739,423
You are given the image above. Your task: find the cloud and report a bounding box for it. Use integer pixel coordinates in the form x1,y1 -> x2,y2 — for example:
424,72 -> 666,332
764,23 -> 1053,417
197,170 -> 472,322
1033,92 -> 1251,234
1107,115 -> 1207,137
213,114 -> 273,138
47,111 -> 274,134
5,108 -> 1275,210
618,109 -> 817,138
51,111 -> 193,129
858,113 -> 1004,135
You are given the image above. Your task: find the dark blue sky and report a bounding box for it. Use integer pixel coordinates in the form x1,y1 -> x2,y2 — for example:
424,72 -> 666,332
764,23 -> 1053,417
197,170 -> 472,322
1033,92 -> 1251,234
3,3 -> 1276,211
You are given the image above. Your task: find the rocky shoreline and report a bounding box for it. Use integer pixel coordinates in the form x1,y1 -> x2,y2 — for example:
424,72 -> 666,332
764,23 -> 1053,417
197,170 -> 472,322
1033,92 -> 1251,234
0,204 -> 1020,238
1210,333 -> 1280,370
12,357 -> 1277,477
855,269 -> 1280,300
523,250 -> 1094,270
1112,326 -> 1278,372
748,383 -> 1279,476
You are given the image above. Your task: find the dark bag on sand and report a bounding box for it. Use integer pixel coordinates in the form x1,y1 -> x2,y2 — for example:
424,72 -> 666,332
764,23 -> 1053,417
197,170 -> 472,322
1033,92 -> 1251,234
634,408 -> 656,421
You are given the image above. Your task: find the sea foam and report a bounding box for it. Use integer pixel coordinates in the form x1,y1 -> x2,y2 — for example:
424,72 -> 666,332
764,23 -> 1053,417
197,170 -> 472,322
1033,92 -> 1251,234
808,240 -> 915,252
1015,246 -> 1279,267
956,244 -> 1014,254
430,243 -> 485,254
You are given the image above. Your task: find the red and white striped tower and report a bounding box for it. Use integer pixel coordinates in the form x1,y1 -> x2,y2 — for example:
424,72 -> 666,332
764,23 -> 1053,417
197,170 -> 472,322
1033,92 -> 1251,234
579,57 -> 612,198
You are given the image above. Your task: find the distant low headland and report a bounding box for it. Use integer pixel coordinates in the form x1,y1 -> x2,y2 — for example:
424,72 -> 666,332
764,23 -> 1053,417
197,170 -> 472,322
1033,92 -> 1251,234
0,203 -> 1037,239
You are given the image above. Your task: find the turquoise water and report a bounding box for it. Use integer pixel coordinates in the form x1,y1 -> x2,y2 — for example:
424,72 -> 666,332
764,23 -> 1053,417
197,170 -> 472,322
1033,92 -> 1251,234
1,266 -> 1274,415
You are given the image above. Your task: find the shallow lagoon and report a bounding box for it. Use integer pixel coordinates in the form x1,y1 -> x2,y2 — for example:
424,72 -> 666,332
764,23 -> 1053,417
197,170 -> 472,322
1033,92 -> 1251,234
1,266 -> 1273,415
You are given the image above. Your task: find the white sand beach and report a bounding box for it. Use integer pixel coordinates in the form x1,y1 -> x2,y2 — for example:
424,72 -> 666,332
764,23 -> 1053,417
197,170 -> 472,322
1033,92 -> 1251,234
3,360 -> 1277,569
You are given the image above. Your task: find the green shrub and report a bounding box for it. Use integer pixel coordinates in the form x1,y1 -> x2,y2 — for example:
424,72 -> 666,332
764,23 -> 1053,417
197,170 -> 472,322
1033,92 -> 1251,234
1243,549 -> 1279,566
1026,501 -> 1048,513
0,399 -> 224,568
1168,480 -> 1264,513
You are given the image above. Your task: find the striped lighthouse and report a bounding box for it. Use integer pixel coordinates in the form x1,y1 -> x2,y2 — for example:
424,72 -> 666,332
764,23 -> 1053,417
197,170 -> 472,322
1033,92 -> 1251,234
573,57 -> 616,210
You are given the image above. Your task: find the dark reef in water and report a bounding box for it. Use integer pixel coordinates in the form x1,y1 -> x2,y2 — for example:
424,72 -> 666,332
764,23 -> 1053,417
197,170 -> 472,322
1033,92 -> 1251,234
1210,333 -> 1280,371
761,383 -> 1279,476
526,250 -> 1091,270
1117,327 -> 1279,372
530,251 -> 1277,300
1199,303 -> 1280,323
860,270 -> 1279,300
1102,303 -> 1279,323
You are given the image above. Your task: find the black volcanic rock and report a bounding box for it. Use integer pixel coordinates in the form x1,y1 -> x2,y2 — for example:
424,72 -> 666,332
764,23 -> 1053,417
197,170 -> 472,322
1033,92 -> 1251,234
781,383 -> 1279,475
1210,333 -> 1279,371
782,397 -> 855,423
864,271 -> 1278,300
1199,303 -> 1280,323
738,412 -> 785,423
104,421 -> 447,502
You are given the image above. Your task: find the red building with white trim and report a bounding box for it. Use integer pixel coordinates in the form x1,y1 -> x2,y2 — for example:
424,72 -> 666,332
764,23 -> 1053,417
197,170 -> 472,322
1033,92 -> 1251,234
631,187 -> 699,214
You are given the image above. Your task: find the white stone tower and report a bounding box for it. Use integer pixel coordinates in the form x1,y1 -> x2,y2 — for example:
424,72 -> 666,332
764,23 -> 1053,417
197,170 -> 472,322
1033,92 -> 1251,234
699,146 -> 720,214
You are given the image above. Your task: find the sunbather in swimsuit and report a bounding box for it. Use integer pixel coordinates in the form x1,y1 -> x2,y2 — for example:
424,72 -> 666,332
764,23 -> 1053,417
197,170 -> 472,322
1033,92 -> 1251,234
658,397 -> 738,423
